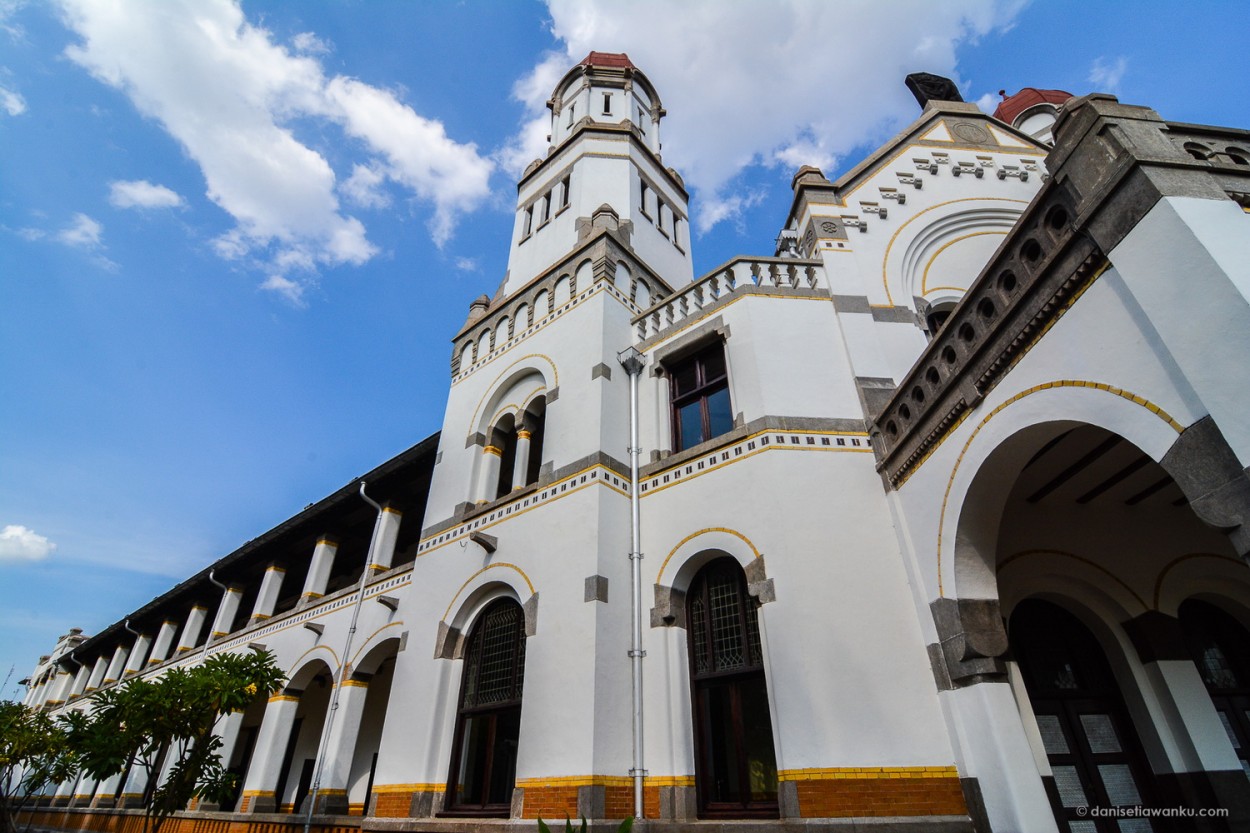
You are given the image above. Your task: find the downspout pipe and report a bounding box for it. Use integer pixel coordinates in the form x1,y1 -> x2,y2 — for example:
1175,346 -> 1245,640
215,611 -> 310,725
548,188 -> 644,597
617,346 -> 648,819
304,482 -> 383,833
203,569 -> 228,662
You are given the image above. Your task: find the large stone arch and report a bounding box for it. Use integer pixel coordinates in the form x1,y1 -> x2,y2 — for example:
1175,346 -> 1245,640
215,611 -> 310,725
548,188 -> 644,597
434,565 -> 538,659
651,527 -> 773,629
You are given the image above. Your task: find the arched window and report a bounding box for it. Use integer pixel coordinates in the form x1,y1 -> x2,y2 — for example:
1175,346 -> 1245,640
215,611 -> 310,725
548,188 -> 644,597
925,300 -> 958,337
1179,599 -> 1250,777
445,599 -> 527,816
686,557 -> 778,818
1010,599 -> 1158,830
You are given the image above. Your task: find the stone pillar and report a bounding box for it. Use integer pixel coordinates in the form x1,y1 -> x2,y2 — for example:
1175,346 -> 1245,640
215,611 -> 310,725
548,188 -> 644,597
367,507 -> 402,574
68,663 -> 91,698
175,605 -> 209,655
1124,611 -> 1250,821
313,677 -> 372,814
512,429 -> 533,489
148,619 -> 180,666
84,656 -> 108,693
239,690 -> 302,813
197,711 -> 245,811
51,774 -> 77,806
249,564 -> 286,627
477,445 -> 502,504
103,644 -> 130,686
210,586 -> 245,641
300,538 -> 338,606
930,598 -> 1058,833
124,633 -> 152,676
71,776 -> 96,807
119,759 -> 149,808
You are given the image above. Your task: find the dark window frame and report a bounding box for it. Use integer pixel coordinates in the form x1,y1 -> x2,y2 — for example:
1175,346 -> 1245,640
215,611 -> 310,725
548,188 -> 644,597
442,599 -> 527,817
686,557 -> 779,819
669,342 -> 732,452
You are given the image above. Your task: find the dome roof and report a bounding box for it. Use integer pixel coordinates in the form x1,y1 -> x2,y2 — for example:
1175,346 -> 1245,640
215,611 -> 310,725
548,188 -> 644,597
993,87 -> 1073,125
579,51 -> 636,70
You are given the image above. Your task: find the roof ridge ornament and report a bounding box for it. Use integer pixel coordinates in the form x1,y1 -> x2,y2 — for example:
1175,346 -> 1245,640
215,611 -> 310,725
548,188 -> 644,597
905,72 -> 964,109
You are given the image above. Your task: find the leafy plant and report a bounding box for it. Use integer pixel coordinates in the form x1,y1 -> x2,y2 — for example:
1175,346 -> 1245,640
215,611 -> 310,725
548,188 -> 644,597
538,814 -> 635,833
73,650 -> 284,833
0,702 -> 81,833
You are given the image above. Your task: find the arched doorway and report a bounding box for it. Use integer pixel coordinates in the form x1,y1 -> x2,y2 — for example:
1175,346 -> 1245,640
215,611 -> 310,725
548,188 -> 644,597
1180,599 -> 1250,778
686,556 -> 778,818
1011,599 -> 1158,831
444,598 -> 527,816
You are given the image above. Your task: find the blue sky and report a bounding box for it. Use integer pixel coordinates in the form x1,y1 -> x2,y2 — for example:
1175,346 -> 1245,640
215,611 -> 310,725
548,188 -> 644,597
1,0 -> 1246,696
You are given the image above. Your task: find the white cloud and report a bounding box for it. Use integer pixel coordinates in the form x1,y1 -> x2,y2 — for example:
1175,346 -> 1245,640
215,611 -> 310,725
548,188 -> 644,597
454,256 -> 479,271
260,273 -> 307,306
1089,55 -> 1128,92
341,163 -> 390,209
511,0 -> 1026,232
975,92 -> 1000,114
57,0 -> 492,298
0,84 -> 25,115
109,179 -> 185,209
0,0 -> 25,38
696,190 -> 766,235
0,525 -> 56,562
291,31 -> 330,55
15,226 -> 44,241
56,212 -> 103,248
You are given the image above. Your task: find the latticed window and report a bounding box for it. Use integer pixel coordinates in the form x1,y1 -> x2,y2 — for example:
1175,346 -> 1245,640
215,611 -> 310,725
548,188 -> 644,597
1180,599 -> 1250,780
445,599 -> 526,815
686,557 -> 778,818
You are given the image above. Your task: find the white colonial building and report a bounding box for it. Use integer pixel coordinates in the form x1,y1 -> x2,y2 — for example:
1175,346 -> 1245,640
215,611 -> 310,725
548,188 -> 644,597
19,54 -> 1250,833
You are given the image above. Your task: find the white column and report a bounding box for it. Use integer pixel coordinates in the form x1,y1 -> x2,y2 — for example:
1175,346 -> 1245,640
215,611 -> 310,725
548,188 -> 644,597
175,605 -> 209,655
124,633 -> 152,676
68,663 -> 91,698
314,678 -> 371,814
512,429 -> 533,489
249,564 -> 286,627
119,759 -> 148,808
44,669 -> 75,707
84,656 -> 108,693
103,644 -> 130,686
477,445 -> 502,504
51,774 -> 77,806
92,771 -> 124,808
239,691 -> 302,813
198,711 -> 245,811
210,586 -> 245,641
148,619 -> 180,667
367,507 -> 402,574
300,539 -> 338,605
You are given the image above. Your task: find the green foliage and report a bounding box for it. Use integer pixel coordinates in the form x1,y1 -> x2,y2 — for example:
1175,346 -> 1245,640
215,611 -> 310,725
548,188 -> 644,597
537,815 -> 635,833
0,701 -> 80,833
73,650 -> 284,833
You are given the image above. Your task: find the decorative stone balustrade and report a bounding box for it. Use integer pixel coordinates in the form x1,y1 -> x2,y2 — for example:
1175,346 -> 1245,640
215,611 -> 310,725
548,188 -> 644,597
633,256 -> 825,342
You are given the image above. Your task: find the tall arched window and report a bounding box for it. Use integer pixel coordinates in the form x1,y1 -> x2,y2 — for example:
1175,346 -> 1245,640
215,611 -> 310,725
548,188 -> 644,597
686,557 -> 778,818
1179,599 -> 1250,777
1011,599 -> 1158,831
445,599 -> 527,816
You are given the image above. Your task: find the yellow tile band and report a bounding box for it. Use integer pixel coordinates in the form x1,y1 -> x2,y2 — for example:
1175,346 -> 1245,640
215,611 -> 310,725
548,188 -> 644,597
372,783 -> 444,793
778,766 -> 959,781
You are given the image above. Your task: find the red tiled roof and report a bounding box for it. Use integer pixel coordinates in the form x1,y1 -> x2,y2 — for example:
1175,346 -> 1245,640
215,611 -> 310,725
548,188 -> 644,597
580,51 -> 636,70
993,87 -> 1074,125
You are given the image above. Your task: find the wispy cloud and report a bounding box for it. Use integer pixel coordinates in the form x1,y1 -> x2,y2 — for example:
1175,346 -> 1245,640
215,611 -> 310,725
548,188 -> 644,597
57,0 -> 493,302
0,525 -> 56,562
109,179 -> 186,210
260,273 -> 308,307
1089,55 -> 1128,92
56,212 -> 103,248
454,256 -> 479,272
0,83 -> 24,115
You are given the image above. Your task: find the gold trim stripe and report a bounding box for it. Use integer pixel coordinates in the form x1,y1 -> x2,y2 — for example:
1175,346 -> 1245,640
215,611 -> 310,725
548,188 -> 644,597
372,783 -> 444,793
778,766 -> 958,781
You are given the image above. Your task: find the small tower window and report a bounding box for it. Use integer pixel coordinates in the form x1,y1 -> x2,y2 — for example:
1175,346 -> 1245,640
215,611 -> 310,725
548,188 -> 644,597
560,176 -> 571,209
522,207 -> 533,237
541,193 -> 551,224
637,105 -> 646,135
567,102 -> 576,128
639,182 -> 650,217
603,93 -> 612,115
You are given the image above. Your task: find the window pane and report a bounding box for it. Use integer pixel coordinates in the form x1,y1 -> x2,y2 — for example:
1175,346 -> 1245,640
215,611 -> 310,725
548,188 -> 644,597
701,348 -> 726,382
488,708 -> 521,805
453,715 -> 490,806
678,400 -> 703,450
671,361 -> 697,397
707,386 -> 733,440
700,682 -> 742,803
739,677 -> 778,802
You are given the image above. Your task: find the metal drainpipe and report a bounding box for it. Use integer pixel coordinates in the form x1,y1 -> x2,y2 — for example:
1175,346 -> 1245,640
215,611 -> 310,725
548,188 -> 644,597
617,346 -> 648,819
303,482 -> 383,833
203,569 -> 228,662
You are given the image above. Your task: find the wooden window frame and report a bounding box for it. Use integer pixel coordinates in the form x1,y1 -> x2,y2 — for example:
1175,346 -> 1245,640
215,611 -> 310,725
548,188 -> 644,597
669,342 -> 731,453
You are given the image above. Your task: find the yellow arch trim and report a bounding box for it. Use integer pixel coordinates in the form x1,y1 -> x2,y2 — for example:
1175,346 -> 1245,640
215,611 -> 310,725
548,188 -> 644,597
998,548 -> 1149,613
881,197 -> 1028,306
936,380 -> 1185,597
657,527 -> 762,584
442,562 -> 537,622
349,622 -> 406,668
1153,552 -> 1247,610
468,354 -> 559,433
921,230 -> 1007,294
286,645 -> 341,682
